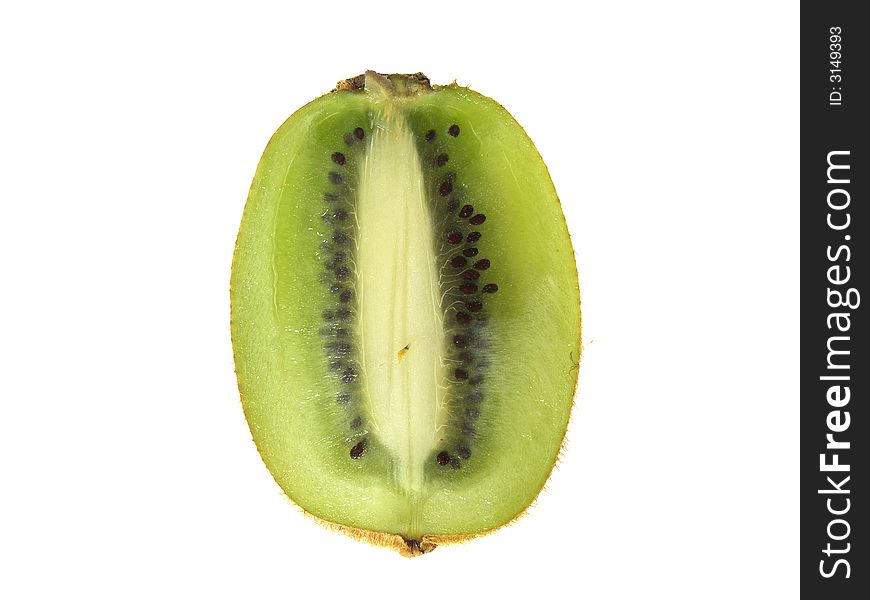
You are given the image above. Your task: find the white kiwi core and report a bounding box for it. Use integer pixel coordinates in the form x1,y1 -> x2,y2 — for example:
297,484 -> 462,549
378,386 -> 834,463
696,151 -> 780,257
355,106 -> 448,495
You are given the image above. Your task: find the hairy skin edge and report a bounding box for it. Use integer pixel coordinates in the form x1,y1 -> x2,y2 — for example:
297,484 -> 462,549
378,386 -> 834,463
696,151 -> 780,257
312,516 -> 468,557
230,72 -> 583,557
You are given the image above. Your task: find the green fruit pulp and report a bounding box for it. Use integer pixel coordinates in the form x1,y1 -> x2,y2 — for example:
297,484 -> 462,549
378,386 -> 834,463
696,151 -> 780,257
231,72 -> 580,541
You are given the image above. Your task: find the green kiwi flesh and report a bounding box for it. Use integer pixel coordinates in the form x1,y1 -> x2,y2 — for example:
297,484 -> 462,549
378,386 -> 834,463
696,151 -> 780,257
231,71 -> 580,554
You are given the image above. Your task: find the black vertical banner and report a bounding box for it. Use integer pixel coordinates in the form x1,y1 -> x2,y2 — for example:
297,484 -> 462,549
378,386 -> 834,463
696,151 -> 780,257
802,3 -> 869,597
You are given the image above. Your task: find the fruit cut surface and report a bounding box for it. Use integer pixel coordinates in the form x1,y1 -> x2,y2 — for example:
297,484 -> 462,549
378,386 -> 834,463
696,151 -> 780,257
231,72 -> 580,551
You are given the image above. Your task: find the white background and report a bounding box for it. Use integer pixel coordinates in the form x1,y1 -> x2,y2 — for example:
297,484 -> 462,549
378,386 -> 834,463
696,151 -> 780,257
0,1 -> 798,598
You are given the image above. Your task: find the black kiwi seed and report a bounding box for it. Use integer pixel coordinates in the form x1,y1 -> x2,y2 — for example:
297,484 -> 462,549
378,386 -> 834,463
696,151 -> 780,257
459,204 -> 474,218
354,127 -> 365,140
474,259 -> 491,270
482,283 -> 499,293
333,231 -> 349,245
465,299 -> 483,312
349,439 -> 367,459
333,209 -> 348,221
335,265 -> 350,280
467,231 -> 481,243
448,124 -> 460,137
425,129 -> 436,142
455,368 -> 468,381
436,153 -> 449,167
350,415 -> 362,429
450,255 -> 467,268
457,446 -> 471,459
469,213 -> 486,225
453,334 -> 469,348
463,270 -> 480,281
333,251 -> 347,263
331,152 -> 346,165
342,366 -> 358,383
455,311 -> 471,325
439,180 -> 453,196
332,342 -> 353,355
339,289 -> 353,303
436,451 -> 450,465
446,198 -> 459,213
329,172 -> 343,185
447,230 -> 463,244
463,247 -> 479,257
459,283 -> 478,294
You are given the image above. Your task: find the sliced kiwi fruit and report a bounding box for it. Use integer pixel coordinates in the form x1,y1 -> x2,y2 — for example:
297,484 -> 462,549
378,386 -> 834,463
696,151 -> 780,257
231,71 -> 581,556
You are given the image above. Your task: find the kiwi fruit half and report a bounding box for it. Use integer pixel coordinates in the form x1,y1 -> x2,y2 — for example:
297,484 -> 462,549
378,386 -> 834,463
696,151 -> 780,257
231,71 -> 580,556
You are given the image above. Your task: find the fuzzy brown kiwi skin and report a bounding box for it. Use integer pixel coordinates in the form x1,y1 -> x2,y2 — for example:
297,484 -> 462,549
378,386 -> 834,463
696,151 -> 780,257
232,71 -> 582,557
